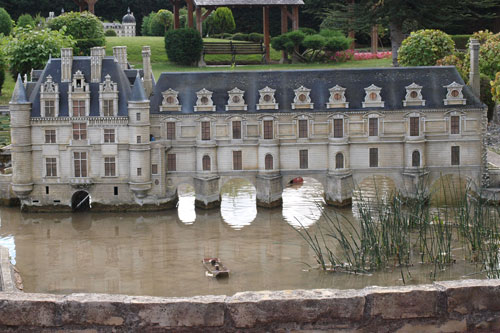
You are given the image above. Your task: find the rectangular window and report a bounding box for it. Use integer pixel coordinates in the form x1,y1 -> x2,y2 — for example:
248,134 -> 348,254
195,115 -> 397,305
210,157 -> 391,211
451,146 -> 460,165
72,100 -> 86,117
167,153 -> 176,171
72,123 -> 87,140
298,120 -> 308,138
369,148 -> 378,167
299,150 -> 308,169
45,186 -> 49,195
44,100 -> 55,117
137,136 -> 141,144
410,117 -> 419,136
369,118 -> 378,136
104,157 -> 116,177
73,152 -> 87,177
233,151 -> 242,170
451,116 -> 460,134
166,122 -> 176,140
137,168 -> 142,176
45,130 -> 56,143
201,121 -> 210,141
334,119 -> 343,138
136,112 -> 141,121
152,164 -> 158,175
45,158 -> 57,177
103,100 -> 114,117
103,129 -> 115,143
232,121 -> 241,139
114,186 -> 118,196
263,120 -> 273,139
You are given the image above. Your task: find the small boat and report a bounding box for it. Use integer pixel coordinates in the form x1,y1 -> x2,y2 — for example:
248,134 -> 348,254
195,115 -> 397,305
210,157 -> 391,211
202,258 -> 230,278
290,177 -> 304,184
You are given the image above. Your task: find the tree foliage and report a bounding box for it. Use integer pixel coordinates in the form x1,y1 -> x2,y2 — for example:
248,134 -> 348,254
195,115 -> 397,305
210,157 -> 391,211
16,13 -> 34,28
398,29 -> 455,67
48,11 -> 104,55
0,8 -> 12,36
152,9 -> 173,35
209,7 -> 235,35
492,72 -> 500,103
0,48 -> 6,96
164,28 -> 202,66
4,27 -> 75,79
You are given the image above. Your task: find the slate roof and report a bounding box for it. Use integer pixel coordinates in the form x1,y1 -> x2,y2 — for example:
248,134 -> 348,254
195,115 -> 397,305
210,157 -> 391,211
28,57 -> 141,117
150,66 -> 483,115
193,0 -> 304,6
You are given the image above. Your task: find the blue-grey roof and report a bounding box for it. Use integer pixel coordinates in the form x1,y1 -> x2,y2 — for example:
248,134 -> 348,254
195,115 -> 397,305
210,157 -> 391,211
150,66 -> 483,115
11,75 -> 28,104
28,57 -> 138,117
130,74 -> 147,101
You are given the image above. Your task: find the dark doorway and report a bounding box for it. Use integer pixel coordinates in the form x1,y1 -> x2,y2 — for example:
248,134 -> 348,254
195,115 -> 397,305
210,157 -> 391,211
71,190 -> 91,211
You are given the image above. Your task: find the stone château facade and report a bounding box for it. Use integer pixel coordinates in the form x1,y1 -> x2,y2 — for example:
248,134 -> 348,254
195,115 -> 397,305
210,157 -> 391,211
9,45 -> 486,211
102,8 -> 136,37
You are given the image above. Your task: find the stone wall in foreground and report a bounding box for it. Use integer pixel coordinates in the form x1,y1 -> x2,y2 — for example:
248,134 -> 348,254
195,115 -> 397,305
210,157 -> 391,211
0,279 -> 499,332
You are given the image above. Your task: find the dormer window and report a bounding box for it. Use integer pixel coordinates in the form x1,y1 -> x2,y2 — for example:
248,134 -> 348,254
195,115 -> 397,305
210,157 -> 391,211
40,75 -> 59,117
68,70 -> 90,117
327,85 -> 348,109
161,88 -> 181,111
257,86 -> 278,110
362,84 -> 384,108
292,86 -> 313,109
226,87 -> 247,111
99,74 -> 119,117
194,88 -> 215,112
444,82 -> 466,105
404,83 -> 425,107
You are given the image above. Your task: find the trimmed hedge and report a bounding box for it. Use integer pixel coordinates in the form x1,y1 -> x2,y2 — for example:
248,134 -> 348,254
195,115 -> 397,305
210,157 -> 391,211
165,28 -> 203,66
105,29 -> 117,37
232,32 -> 248,41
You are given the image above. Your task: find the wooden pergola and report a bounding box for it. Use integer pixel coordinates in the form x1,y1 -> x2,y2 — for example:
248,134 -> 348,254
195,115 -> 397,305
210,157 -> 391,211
74,0 -> 98,14
171,0 -> 304,63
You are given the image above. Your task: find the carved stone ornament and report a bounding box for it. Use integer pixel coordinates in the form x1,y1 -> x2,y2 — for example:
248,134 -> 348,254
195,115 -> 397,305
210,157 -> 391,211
40,75 -> 60,117
194,88 -> 216,112
160,88 -> 181,111
292,86 -> 314,110
443,81 -> 466,105
327,85 -> 348,109
100,74 -> 117,93
404,82 -> 425,107
41,75 -> 58,94
362,84 -> 384,108
71,70 -> 89,93
226,87 -> 247,111
257,86 -> 278,110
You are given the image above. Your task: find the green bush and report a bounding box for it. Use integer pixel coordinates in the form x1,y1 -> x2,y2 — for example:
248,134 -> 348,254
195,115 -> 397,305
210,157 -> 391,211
0,8 -> 12,36
0,49 -> 5,96
104,29 -> 117,36
299,27 -> 317,35
4,27 -> 75,79
222,32 -> 233,39
287,30 -> 306,46
151,9 -> 173,36
479,37 -> 500,80
48,11 -> 104,55
303,34 -> 326,50
165,28 -> 203,66
451,35 -> 471,50
492,72 -> 500,103
17,14 -> 34,28
232,32 -> 248,41
248,32 -> 263,43
436,53 -> 468,81
210,7 -> 235,35
271,34 -> 294,53
141,12 -> 155,36
480,74 -> 496,121
398,29 -> 455,67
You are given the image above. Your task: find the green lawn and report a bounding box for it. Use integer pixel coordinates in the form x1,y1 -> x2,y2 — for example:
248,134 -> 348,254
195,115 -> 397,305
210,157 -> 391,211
0,74 -> 15,105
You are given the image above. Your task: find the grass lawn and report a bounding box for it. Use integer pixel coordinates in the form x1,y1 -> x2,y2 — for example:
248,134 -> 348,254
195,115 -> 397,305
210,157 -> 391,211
0,74 -> 15,105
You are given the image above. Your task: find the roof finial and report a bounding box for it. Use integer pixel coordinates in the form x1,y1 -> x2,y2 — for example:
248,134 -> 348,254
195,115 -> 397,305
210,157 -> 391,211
127,7 -> 131,14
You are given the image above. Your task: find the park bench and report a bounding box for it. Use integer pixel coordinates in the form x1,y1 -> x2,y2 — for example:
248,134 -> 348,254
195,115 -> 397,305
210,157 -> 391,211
202,41 -> 266,65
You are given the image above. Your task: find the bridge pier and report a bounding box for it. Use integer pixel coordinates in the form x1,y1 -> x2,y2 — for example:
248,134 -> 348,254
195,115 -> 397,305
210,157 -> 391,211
256,174 -> 283,208
194,175 -> 220,209
402,169 -> 430,200
325,171 -> 353,207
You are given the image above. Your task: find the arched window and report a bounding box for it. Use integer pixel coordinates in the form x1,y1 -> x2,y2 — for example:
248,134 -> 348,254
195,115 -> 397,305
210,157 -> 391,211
335,153 -> 344,169
412,150 -> 420,167
202,155 -> 211,171
265,154 -> 273,170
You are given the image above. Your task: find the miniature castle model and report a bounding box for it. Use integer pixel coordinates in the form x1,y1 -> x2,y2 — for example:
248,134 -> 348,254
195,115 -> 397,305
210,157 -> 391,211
9,45 -> 486,212
102,8 -> 136,37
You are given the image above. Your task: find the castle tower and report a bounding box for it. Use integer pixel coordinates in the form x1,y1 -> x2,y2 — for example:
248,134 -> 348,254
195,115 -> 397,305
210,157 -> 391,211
122,8 -> 136,37
128,74 -> 151,198
10,75 -> 33,200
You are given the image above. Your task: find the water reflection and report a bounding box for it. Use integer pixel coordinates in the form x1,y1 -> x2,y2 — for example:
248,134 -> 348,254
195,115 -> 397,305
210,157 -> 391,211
177,184 -> 196,224
220,178 -> 257,230
283,178 -> 325,228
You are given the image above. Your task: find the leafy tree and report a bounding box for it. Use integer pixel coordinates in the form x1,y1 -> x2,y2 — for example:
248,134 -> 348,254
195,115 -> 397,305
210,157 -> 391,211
0,8 -> 13,36
16,14 -> 34,28
48,11 -> 105,55
210,7 -> 235,35
4,27 -> 75,79
141,12 -> 155,36
398,29 -> 455,67
152,9 -> 173,35
165,28 -> 202,66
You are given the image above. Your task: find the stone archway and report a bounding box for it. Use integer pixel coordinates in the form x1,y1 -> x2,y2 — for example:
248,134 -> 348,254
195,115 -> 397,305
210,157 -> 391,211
220,178 -> 257,229
429,174 -> 471,206
71,190 -> 91,211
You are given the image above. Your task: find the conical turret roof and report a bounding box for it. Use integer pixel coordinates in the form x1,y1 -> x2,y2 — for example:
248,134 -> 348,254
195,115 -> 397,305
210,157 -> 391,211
11,74 -> 28,103
130,73 -> 147,101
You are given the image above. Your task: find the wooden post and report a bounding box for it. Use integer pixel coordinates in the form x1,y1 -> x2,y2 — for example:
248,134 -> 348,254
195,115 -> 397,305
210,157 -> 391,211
292,5 -> 299,31
263,6 -> 270,63
280,5 -> 288,63
196,6 -> 203,36
85,0 -> 97,14
173,0 -> 180,29
371,25 -> 378,54
187,0 -> 194,28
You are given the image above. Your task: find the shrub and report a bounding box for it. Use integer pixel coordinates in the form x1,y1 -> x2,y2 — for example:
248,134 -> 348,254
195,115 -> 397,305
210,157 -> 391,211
0,49 -> 5,96
104,29 -> 117,36
232,32 -> 248,41
271,34 -> 294,53
4,27 -> 75,79
0,8 -> 12,36
48,11 -> 104,55
287,30 -> 306,46
151,9 -> 173,36
299,27 -> 316,35
303,34 -> 326,51
321,30 -> 351,53
492,72 -> 500,103
480,74 -> 496,121
222,33 -> 233,39
141,12 -> 155,36
451,35 -> 471,50
165,28 -> 203,66
248,32 -> 263,43
398,29 -> 455,67
478,37 -> 500,80
436,53 -> 468,81
210,7 -> 235,35
471,30 -> 495,45
17,14 -> 34,28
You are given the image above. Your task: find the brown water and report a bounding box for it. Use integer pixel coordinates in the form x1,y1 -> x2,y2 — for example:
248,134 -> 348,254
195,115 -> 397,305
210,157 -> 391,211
0,178 -> 481,297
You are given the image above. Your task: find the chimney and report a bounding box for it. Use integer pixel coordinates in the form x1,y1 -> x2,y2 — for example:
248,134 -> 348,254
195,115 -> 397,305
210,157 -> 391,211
142,46 -> 153,97
113,46 -> 128,70
61,48 -> 73,82
469,39 -> 480,97
90,47 -> 105,83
